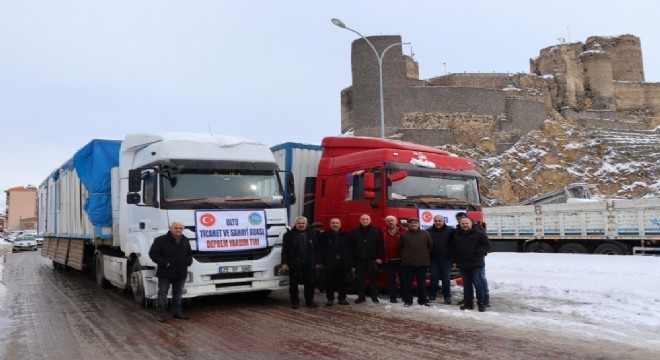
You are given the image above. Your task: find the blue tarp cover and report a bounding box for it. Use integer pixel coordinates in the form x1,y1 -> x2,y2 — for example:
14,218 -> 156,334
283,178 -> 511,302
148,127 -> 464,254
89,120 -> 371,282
71,139 -> 121,227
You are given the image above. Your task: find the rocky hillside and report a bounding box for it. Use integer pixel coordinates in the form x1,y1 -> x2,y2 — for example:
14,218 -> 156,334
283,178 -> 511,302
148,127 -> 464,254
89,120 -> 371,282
441,117 -> 660,205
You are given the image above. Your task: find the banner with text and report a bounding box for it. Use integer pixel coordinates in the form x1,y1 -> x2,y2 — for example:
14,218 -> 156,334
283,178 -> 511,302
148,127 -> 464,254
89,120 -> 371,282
418,209 -> 466,230
195,210 -> 268,252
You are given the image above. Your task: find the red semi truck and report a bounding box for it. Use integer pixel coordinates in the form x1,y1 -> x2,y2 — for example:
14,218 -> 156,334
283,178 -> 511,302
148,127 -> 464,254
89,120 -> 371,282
272,136 -> 484,254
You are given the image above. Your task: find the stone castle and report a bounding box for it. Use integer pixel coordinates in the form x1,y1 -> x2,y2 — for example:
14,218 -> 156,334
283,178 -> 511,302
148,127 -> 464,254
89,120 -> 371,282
340,34 -> 660,202
341,34 -> 659,154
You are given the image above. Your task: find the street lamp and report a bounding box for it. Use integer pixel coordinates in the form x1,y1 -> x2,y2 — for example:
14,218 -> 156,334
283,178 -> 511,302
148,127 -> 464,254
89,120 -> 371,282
332,18 -> 410,139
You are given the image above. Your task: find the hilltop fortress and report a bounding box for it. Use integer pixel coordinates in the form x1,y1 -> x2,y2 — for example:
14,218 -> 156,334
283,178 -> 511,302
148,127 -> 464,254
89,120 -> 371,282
341,34 -> 659,154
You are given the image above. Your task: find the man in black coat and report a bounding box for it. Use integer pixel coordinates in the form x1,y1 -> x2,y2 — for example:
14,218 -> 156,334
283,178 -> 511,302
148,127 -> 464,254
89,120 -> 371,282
452,217 -> 490,312
318,218 -> 353,306
348,214 -> 384,304
428,215 -> 455,304
281,216 -> 321,309
149,221 -> 193,322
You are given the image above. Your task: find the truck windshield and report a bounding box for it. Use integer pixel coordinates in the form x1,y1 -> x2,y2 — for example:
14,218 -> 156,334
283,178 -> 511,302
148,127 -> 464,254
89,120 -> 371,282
162,169 -> 283,206
388,172 -> 480,207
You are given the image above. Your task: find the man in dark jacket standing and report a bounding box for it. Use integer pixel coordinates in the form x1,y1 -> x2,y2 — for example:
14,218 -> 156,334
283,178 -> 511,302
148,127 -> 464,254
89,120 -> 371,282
428,215 -> 455,304
452,216 -> 491,312
318,218 -> 353,306
398,218 -> 432,307
281,216 -> 321,309
149,221 -> 193,322
348,214 -> 384,304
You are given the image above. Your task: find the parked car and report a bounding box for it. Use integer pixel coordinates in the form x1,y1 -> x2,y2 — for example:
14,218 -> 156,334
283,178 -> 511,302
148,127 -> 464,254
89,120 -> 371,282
12,235 -> 38,252
35,234 -> 44,247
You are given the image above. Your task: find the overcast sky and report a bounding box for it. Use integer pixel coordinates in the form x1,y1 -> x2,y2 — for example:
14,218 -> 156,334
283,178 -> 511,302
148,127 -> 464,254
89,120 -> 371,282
1,0 -> 659,210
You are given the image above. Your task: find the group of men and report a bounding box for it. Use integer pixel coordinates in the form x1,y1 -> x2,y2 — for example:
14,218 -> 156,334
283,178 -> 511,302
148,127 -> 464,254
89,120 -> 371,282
281,213 -> 491,312
146,212 -> 491,323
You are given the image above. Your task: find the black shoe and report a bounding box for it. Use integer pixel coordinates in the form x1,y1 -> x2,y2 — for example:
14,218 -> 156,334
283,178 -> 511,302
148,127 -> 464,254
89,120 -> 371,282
444,297 -> 452,305
338,299 -> 350,305
484,295 -> 490,307
157,314 -> 166,322
460,304 -> 474,310
478,303 -> 486,312
306,302 -> 319,308
291,303 -> 300,309
173,313 -> 190,320
326,299 -> 334,306
389,298 -> 398,304
355,297 -> 366,304
403,303 -> 412,307
421,302 -> 431,307
428,297 -> 437,303
371,297 -> 380,304
457,299 -> 465,306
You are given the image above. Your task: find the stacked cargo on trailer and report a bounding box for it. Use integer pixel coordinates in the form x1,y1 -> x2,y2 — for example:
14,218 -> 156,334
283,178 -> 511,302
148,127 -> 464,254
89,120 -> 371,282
485,198 -> 660,255
39,133 -> 291,306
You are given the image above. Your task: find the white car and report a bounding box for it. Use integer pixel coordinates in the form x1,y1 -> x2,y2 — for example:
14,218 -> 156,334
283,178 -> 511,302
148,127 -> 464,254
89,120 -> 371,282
12,235 -> 39,252
34,234 -> 44,247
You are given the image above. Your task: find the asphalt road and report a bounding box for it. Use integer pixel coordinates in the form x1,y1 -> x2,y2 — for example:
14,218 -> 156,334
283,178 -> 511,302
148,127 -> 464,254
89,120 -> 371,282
0,251 -> 654,360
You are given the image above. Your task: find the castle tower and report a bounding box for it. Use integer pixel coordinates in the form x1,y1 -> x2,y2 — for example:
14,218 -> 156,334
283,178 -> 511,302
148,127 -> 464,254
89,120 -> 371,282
579,50 -> 615,110
586,35 -> 644,82
350,35 -> 408,137
531,43 -> 585,109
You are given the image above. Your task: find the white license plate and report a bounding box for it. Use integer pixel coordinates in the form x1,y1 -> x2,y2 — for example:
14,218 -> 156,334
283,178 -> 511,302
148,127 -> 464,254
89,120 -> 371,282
219,265 -> 252,274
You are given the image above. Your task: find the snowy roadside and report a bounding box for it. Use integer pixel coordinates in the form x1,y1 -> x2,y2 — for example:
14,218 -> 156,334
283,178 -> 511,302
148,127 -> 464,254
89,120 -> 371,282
368,252 -> 660,353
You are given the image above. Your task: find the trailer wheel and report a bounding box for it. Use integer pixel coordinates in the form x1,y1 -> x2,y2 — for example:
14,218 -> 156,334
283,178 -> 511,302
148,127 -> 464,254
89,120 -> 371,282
95,254 -> 112,289
594,243 -> 625,255
130,260 -> 147,307
525,242 -> 554,253
557,243 -> 588,254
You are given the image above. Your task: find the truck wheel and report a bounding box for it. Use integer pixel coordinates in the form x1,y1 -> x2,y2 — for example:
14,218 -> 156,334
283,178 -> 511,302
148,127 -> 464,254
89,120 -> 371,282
558,243 -> 588,254
594,243 -> 625,255
95,254 -> 112,289
130,260 -> 147,307
525,242 -> 554,253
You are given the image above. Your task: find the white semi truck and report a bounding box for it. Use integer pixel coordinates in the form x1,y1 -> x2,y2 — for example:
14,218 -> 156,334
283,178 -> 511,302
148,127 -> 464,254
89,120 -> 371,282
485,198 -> 660,255
38,133 -> 292,305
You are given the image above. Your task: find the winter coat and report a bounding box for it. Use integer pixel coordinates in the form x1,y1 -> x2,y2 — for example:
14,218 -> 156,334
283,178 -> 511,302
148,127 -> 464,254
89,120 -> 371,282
281,228 -> 320,270
149,231 -> 193,279
452,227 -> 490,270
382,225 -> 405,261
428,224 -> 455,261
348,225 -> 385,262
397,229 -> 433,267
318,229 -> 354,270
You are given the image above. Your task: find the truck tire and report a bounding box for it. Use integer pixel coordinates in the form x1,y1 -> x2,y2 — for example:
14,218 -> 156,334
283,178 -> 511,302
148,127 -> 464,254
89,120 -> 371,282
95,254 -> 112,289
525,242 -> 554,253
594,243 -> 625,255
130,260 -> 147,307
557,243 -> 588,254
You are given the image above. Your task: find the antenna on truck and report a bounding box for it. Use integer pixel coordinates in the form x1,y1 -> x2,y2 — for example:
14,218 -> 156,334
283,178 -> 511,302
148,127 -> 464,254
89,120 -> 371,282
208,124 -> 213,136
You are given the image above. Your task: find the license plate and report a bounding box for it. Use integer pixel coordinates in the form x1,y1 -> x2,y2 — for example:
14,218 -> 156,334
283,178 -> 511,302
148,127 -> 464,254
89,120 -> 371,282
219,265 -> 252,274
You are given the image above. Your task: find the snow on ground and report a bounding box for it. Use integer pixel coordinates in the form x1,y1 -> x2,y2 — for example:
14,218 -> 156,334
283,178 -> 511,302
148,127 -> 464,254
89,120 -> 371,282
396,252 -> 660,351
0,240 -> 658,352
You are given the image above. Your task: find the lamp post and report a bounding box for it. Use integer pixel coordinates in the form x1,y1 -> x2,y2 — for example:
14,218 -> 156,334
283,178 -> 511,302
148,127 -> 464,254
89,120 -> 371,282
331,18 -> 410,139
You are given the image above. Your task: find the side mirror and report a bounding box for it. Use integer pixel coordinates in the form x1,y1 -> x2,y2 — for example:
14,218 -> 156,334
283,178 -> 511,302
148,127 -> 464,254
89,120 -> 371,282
363,172 -> 375,191
286,172 -> 296,205
126,193 -> 141,204
128,169 -> 142,192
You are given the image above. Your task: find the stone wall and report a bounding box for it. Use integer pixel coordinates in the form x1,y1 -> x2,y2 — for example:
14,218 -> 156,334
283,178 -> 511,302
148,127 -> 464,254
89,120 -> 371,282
427,73 -> 510,89
586,35 -> 644,82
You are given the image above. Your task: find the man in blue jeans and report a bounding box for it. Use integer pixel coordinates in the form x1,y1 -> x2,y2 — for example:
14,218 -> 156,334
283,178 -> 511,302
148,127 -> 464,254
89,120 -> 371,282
456,212 -> 490,307
428,215 -> 455,304
452,217 -> 490,312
